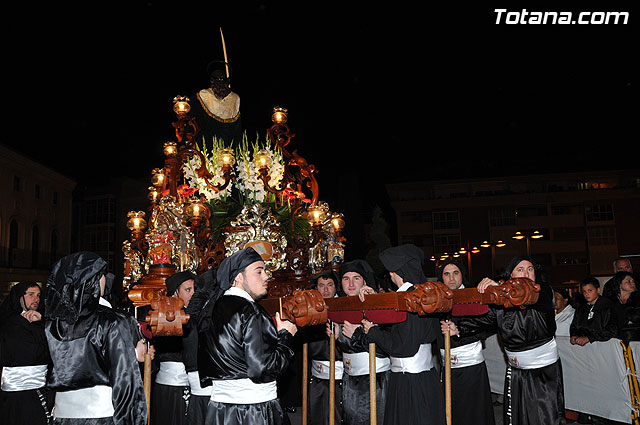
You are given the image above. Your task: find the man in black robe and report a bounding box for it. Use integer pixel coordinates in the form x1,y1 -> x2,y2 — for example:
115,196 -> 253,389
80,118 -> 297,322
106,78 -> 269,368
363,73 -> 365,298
361,245 -> 446,425
197,247 -> 297,425
436,258 -> 495,425
334,259 -> 390,425
45,251 -> 148,425
306,270 -> 344,425
442,255 -> 566,425
151,271 -> 196,425
0,282 -> 51,425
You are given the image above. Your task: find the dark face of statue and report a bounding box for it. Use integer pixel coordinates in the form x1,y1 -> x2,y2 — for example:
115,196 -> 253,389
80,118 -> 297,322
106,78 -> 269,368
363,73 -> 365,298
210,70 -> 231,99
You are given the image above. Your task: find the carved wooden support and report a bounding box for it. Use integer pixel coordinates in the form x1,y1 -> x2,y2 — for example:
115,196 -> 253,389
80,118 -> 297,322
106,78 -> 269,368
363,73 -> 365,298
146,294 -> 190,337
260,278 -> 540,327
128,264 -> 175,307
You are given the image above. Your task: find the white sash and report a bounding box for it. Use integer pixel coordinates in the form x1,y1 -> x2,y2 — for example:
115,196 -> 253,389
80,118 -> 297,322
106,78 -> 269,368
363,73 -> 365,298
1,365 -> 47,391
390,343 -> 434,373
54,386 -> 114,418
311,360 -> 344,380
210,379 -> 277,404
440,341 -> 485,369
187,371 -> 212,396
504,338 -> 559,370
155,361 -> 189,386
342,352 -> 390,376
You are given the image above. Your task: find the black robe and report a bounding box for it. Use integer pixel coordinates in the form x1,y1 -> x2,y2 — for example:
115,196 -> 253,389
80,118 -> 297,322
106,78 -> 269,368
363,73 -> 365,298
455,281 -> 565,425
366,304 -> 446,425
304,325 -> 344,425
437,325 -> 495,425
335,324 -> 389,425
0,313 -> 51,425
570,296 -> 618,342
151,335 -> 190,425
46,305 -> 147,425
198,291 -> 294,425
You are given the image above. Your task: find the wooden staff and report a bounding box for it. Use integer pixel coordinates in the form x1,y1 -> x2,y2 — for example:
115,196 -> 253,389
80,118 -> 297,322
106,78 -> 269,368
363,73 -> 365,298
144,348 -> 152,425
329,329 -> 336,425
444,322 -> 452,425
369,342 -> 377,425
302,342 -> 308,425
219,27 -> 230,82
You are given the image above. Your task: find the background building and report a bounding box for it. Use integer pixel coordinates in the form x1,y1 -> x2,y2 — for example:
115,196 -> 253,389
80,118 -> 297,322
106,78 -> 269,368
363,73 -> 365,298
386,169 -> 640,285
0,144 -> 76,297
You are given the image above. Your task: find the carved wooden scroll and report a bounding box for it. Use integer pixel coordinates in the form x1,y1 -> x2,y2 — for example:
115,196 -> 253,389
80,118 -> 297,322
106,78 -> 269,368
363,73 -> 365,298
261,278 -> 540,327
146,294 -> 190,336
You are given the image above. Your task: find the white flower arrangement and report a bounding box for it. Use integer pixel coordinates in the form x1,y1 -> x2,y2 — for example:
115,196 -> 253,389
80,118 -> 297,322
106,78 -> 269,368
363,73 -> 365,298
183,137 -> 233,201
183,133 -> 285,205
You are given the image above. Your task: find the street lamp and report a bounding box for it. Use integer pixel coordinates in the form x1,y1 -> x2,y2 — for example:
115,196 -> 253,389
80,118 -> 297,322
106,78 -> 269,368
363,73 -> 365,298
512,230 -> 543,255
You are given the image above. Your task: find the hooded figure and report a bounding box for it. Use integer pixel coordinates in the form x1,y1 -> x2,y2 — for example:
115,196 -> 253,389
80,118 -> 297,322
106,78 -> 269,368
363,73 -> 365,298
151,269 -> 196,425
45,251 -> 147,425
335,259 -> 390,425
435,258 -> 495,425
361,245 -> 446,425
197,247 -> 297,425
450,254 -> 565,425
0,282 -> 51,425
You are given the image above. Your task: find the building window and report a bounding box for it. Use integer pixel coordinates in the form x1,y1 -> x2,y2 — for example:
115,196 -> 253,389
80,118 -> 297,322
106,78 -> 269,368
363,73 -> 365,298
400,211 -> 432,223
585,204 -> 614,222
489,207 -> 516,227
587,226 -> 617,246
433,211 -> 459,230
13,175 -> 21,191
35,184 -> 41,199
86,198 -> 116,225
516,206 -> 548,217
53,191 -> 58,205
556,252 -> 588,265
434,233 -> 461,255
554,227 -> 586,241
552,205 -> 582,215
32,226 -> 40,268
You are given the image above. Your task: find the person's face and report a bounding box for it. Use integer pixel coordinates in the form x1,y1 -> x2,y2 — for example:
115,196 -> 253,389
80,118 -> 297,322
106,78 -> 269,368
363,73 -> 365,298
511,260 -> 536,281
582,283 -> 599,304
615,259 -> 633,273
342,272 -> 365,297
210,70 -> 231,99
235,261 -> 269,301
553,291 -> 568,312
442,264 -> 463,290
317,277 -> 337,299
21,286 -> 41,311
175,279 -> 195,307
621,275 -> 636,293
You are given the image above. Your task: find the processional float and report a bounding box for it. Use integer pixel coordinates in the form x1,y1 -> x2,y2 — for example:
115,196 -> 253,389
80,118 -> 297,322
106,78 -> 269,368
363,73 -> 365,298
119,61 -> 542,425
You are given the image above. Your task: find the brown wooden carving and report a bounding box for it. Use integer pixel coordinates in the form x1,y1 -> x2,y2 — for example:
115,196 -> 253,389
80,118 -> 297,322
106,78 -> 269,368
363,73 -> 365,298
448,277 -> 540,308
400,281 -> 454,314
259,278 -> 541,327
146,294 -> 190,336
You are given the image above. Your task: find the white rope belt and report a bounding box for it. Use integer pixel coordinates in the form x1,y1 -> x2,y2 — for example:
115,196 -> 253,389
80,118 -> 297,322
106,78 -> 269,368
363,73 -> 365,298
1,365 -> 47,391
391,343 -> 433,373
210,378 -> 277,404
187,371 -> 212,396
312,359 -> 344,380
504,338 -> 559,370
155,361 -> 189,386
54,385 -> 114,418
440,341 -> 485,369
343,352 -> 390,376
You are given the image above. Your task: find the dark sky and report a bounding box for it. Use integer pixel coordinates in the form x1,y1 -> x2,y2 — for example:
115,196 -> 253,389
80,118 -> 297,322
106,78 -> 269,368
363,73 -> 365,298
4,1 -> 635,188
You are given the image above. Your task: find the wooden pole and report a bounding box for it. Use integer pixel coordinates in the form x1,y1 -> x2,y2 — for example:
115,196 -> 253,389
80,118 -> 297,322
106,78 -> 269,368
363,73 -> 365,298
329,333 -> 336,425
144,352 -> 152,425
445,328 -> 452,425
369,343 -> 377,425
302,342 -> 308,425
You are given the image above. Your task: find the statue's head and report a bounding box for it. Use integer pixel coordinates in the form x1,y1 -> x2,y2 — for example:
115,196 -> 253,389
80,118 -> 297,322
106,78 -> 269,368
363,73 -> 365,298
207,61 -> 231,99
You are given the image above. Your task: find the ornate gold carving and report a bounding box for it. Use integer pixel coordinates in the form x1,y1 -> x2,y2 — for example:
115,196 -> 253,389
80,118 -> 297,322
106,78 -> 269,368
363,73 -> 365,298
223,203 -> 288,271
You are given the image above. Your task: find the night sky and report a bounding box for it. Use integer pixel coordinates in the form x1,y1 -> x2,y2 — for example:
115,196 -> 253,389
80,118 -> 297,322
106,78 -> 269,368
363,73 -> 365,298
5,1 -> 635,191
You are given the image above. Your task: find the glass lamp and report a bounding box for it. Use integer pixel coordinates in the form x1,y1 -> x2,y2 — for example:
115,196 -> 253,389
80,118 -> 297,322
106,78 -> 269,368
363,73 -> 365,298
271,107 -> 288,124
